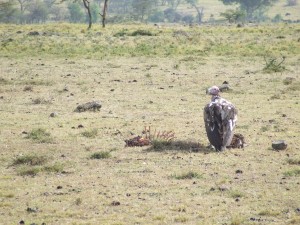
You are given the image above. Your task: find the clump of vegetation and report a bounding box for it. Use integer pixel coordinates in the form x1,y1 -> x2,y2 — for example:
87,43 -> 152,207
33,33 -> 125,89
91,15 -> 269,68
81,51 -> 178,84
151,139 -> 172,151
17,166 -> 41,176
0,77 -> 12,85
229,190 -> 245,198
13,154 -> 47,166
286,158 -> 300,165
173,171 -> 203,180
81,128 -> 98,138
90,151 -> 111,159
32,97 -> 52,104
25,128 -> 53,143
130,29 -> 155,36
283,169 -> 300,177
113,29 -> 128,37
263,56 -> 286,73
43,163 -> 64,173
23,85 -> 33,91
258,210 -> 280,216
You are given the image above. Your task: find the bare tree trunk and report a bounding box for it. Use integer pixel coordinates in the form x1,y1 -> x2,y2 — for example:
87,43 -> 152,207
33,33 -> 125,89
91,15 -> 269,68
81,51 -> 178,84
83,0 -> 92,29
100,0 -> 109,28
192,4 -> 203,24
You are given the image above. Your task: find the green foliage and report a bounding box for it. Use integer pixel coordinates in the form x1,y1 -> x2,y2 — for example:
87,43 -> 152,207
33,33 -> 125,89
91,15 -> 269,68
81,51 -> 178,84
25,128 -> 53,143
131,29 -> 155,36
68,2 -> 84,23
90,2 -> 100,23
27,0 -> 49,23
81,129 -> 98,138
272,14 -> 283,22
17,166 -> 41,176
219,0 -> 278,20
13,154 -> 47,166
220,9 -> 245,23
151,140 -> 172,151
148,10 -> 165,23
263,56 -> 286,73
173,171 -> 203,180
283,169 -> 300,177
90,151 -> 111,159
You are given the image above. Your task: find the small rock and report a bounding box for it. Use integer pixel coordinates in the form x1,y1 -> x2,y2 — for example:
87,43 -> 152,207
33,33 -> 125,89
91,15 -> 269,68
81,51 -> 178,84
218,185 -> 229,192
78,124 -> 84,129
26,207 -> 38,213
19,220 -> 25,225
49,112 -> 58,117
57,186 -> 63,189
235,169 -> 243,174
111,201 -> 120,206
272,140 -> 287,150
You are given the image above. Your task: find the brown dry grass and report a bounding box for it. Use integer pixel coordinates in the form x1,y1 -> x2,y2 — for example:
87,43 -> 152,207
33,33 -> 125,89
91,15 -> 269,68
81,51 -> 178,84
0,24 -> 299,225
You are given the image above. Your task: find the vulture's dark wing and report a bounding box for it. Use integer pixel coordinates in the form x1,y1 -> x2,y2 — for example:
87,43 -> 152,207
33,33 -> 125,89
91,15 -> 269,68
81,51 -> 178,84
204,97 -> 237,151
204,103 -> 223,150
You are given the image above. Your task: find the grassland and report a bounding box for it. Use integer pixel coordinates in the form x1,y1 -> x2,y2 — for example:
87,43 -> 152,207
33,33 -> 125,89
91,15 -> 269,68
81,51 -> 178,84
0,23 -> 300,225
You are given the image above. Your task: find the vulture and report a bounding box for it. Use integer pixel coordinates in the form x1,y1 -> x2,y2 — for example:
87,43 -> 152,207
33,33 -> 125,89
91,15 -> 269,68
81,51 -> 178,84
204,86 -> 237,151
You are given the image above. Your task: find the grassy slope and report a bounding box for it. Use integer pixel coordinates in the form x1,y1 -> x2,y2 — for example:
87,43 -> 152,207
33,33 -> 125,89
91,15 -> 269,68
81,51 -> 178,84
0,23 -> 300,225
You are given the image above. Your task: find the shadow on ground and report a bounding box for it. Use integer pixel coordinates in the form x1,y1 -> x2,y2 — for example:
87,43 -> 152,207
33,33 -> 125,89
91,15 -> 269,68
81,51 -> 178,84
144,140 -> 214,153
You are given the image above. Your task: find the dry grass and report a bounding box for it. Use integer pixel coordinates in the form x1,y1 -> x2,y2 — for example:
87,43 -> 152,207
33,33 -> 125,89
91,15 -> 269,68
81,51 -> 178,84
0,23 -> 299,225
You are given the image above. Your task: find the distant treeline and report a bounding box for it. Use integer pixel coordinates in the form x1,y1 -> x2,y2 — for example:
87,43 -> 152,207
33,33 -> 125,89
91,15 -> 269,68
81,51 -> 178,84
0,0 -> 298,25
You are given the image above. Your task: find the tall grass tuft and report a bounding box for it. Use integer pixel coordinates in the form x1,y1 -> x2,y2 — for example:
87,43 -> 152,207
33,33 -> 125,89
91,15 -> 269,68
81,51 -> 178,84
173,171 -> 203,180
13,154 -> 47,166
81,129 -> 98,138
25,128 -> 53,143
90,151 -> 111,159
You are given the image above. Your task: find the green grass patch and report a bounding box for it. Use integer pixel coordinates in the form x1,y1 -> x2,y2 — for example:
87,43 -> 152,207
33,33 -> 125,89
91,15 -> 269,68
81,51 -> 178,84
173,171 -> 203,180
229,190 -> 245,198
258,210 -> 280,216
81,129 -> 98,138
25,128 -> 53,143
13,154 -> 47,166
90,151 -> 111,159
151,140 -> 172,151
283,169 -> 300,177
17,166 -> 41,176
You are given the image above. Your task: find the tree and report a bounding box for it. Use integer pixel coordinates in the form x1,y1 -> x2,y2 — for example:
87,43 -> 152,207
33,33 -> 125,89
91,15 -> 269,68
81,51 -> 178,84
99,0 -> 109,28
27,0 -> 49,23
220,8 -> 245,23
68,2 -> 84,23
131,0 -> 155,21
186,0 -> 204,24
0,0 -> 19,23
82,0 -> 92,29
219,0 -> 278,21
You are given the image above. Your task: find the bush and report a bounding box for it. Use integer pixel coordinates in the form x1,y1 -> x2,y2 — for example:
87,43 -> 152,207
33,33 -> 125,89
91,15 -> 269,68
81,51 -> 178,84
173,171 -> 203,180
25,128 -> 53,143
148,11 -> 165,23
90,151 -> 111,159
81,129 -> 98,138
131,29 -> 155,36
13,155 -> 47,166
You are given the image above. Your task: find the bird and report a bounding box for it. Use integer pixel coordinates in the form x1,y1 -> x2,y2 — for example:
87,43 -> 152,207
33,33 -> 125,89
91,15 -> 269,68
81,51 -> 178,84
203,86 -> 238,151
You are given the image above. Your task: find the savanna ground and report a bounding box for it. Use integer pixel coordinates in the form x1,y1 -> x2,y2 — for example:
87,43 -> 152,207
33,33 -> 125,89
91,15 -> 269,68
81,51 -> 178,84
0,23 -> 300,225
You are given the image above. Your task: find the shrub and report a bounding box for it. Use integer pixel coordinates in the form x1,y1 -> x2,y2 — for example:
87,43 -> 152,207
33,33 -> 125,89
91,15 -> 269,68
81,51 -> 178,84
173,171 -> 203,180
25,128 -> 53,143
90,151 -> 111,159
81,129 -> 98,138
13,155 -> 47,166
283,169 -> 300,177
130,29 -> 155,36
